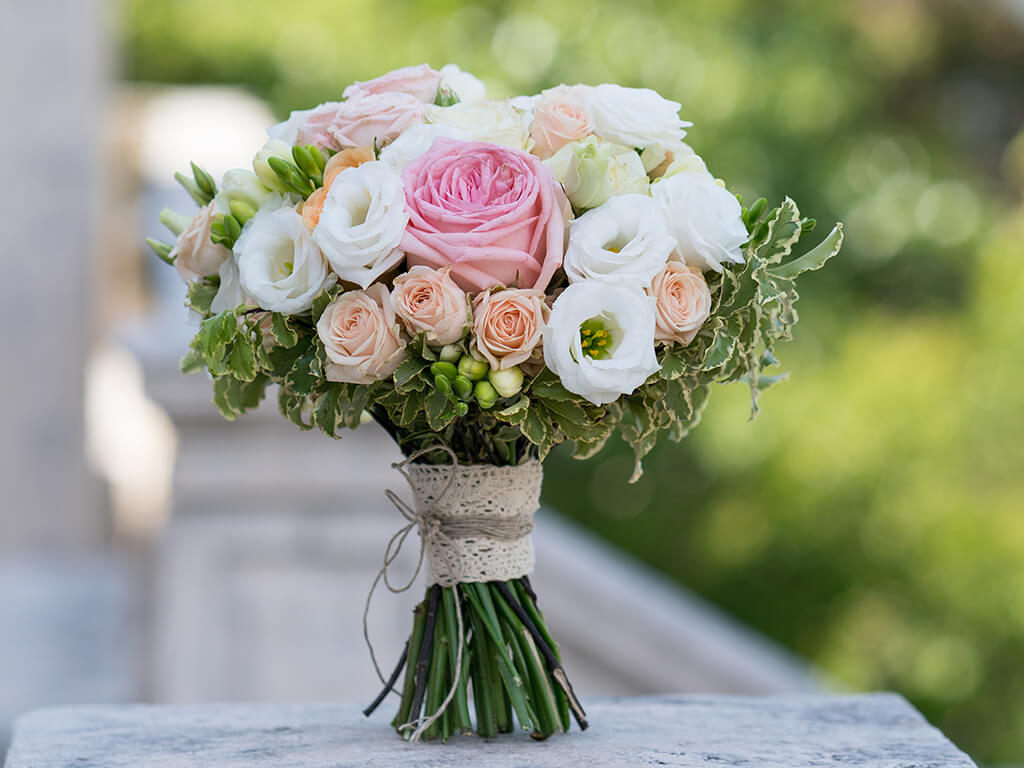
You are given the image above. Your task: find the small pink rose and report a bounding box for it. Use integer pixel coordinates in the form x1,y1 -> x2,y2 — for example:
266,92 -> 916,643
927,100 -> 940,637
530,84 -> 594,159
649,262 -> 712,346
294,94 -> 425,151
391,266 -> 469,345
401,139 -> 565,294
472,288 -> 548,370
343,64 -> 443,103
172,202 -> 231,282
317,283 -> 407,384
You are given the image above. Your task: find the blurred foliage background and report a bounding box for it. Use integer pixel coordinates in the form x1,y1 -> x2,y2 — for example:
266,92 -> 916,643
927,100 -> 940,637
120,0 -> 1024,763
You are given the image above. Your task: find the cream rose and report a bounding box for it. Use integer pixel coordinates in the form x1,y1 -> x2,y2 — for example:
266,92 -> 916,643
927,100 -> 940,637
587,84 -> 691,150
172,203 -> 231,282
391,266 -> 469,345
424,100 -> 532,150
530,84 -> 594,159
649,262 -> 712,346
317,283 -> 407,385
472,289 -> 548,370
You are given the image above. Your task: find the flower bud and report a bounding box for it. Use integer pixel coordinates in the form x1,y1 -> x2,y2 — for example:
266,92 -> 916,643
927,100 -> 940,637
487,366 -> 524,399
434,374 -> 453,396
439,344 -> 463,363
430,361 -> 458,381
473,380 -> 498,409
458,355 -> 489,381
455,400 -> 469,417
561,137 -> 648,211
215,169 -> 271,217
253,139 -> 295,193
452,375 -> 473,400
159,208 -> 191,237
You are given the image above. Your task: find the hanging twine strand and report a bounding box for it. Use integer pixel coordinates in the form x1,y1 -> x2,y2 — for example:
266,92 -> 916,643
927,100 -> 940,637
362,447 -> 541,742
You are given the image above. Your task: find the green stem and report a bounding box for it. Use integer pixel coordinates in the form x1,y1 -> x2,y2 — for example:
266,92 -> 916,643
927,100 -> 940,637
441,587 -> 473,733
392,602 -> 427,728
423,596 -> 450,741
467,605 -> 497,738
513,579 -> 569,731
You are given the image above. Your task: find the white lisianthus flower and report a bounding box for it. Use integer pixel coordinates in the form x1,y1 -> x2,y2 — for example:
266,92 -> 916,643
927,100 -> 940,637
543,281 -> 659,406
440,63 -> 486,104
214,169 -> 270,216
564,194 -> 675,288
237,206 -> 336,314
380,123 -> 471,172
587,84 -> 692,150
652,170 -> 747,273
546,137 -> 649,210
312,160 -> 408,288
424,100 -> 532,150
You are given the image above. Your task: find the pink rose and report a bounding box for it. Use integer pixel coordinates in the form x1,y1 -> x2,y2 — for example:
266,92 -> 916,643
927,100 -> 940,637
294,94 -> 425,151
343,64 -> 443,103
317,283 -> 407,384
401,139 -> 565,294
649,262 -> 712,346
472,288 -> 548,370
391,266 -> 469,345
530,84 -> 594,159
172,203 -> 231,282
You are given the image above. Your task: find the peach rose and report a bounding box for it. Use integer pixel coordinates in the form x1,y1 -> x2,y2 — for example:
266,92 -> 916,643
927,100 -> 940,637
530,85 -> 594,159
317,283 -> 407,384
472,288 -> 548,370
294,94 -> 424,151
343,64 -> 443,103
391,266 -> 469,345
301,146 -> 375,228
172,202 -> 231,282
649,262 -> 712,346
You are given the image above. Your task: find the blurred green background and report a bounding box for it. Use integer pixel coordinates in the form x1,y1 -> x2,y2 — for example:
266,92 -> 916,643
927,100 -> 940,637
120,0 -> 1024,763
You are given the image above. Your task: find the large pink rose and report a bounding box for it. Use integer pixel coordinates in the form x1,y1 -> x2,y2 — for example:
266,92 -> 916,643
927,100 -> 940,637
401,139 -> 565,293
343,64 -> 443,103
293,94 -> 425,151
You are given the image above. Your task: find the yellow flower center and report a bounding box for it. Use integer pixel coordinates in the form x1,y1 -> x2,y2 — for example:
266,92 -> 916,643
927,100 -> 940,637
580,318 -> 614,360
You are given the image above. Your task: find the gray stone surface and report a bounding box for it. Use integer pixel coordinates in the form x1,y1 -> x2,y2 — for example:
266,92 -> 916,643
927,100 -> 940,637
5,695 -> 975,767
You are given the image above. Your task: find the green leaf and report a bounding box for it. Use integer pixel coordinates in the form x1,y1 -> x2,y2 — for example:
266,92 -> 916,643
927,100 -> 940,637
495,395 -> 530,425
314,383 -> 345,438
238,374 -> 269,411
186,279 -> 219,316
228,336 -> 258,382
311,286 -> 341,322
659,348 -> 687,380
520,406 -> 551,448
768,223 -> 844,279
394,357 -> 429,389
701,330 -> 736,370
531,378 -> 578,401
278,384 -> 314,430
180,339 -> 205,375
754,197 -> 802,266
424,387 -> 455,431
286,343 -> 323,395
269,313 -> 299,348
212,376 -> 241,421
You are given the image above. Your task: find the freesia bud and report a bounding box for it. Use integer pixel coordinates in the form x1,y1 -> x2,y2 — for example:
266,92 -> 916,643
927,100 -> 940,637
253,139 -> 295,193
487,366 -> 524,398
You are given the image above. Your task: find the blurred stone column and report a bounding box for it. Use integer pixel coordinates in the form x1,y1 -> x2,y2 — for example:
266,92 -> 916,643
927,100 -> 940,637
0,0 -> 107,551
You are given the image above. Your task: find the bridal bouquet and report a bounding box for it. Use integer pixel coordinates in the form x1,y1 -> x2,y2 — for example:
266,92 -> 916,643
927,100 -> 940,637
151,63 -> 842,743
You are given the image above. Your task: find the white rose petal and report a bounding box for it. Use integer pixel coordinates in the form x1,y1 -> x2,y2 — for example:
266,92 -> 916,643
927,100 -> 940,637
652,171 -> 747,273
543,281 -> 659,406
380,123 -> 472,173
440,63 -> 487,104
587,84 -> 691,150
237,206 -> 336,314
424,100 -> 532,150
564,194 -> 675,288
312,160 -> 408,288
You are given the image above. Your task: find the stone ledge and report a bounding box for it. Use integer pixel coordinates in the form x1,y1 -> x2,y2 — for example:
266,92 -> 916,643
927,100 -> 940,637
5,694 -> 975,767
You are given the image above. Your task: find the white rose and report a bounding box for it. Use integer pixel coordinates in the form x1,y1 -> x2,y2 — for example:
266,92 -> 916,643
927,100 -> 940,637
440,63 -> 486,104
587,84 -> 691,150
171,203 -> 231,282
652,170 -> 747,273
236,206 -> 336,314
546,137 -> 649,210
312,160 -> 408,288
424,100 -> 532,150
543,281 -> 659,406
564,194 -> 675,288
380,123 -> 471,172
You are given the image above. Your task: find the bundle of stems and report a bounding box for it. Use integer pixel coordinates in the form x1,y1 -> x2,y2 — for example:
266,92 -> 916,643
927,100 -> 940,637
364,576 -> 587,741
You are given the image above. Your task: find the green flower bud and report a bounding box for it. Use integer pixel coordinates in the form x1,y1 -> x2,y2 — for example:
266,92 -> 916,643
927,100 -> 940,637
292,145 -> 323,187
267,156 -> 315,198
455,401 -> 469,417
473,380 -> 498,409
430,361 -> 458,381
214,169 -> 270,216
488,366 -> 524,399
434,374 -> 453,396
253,139 -> 294,193
191,162 -> 217,197
174,171 -> 209,206
439,344 -> 463,363
457,355 -> 489,381
228,199 -> 257,226
146,237 -> 175,265
452,375 -> 473,400
158,208 -> 191,237
556,136 -> 648,211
